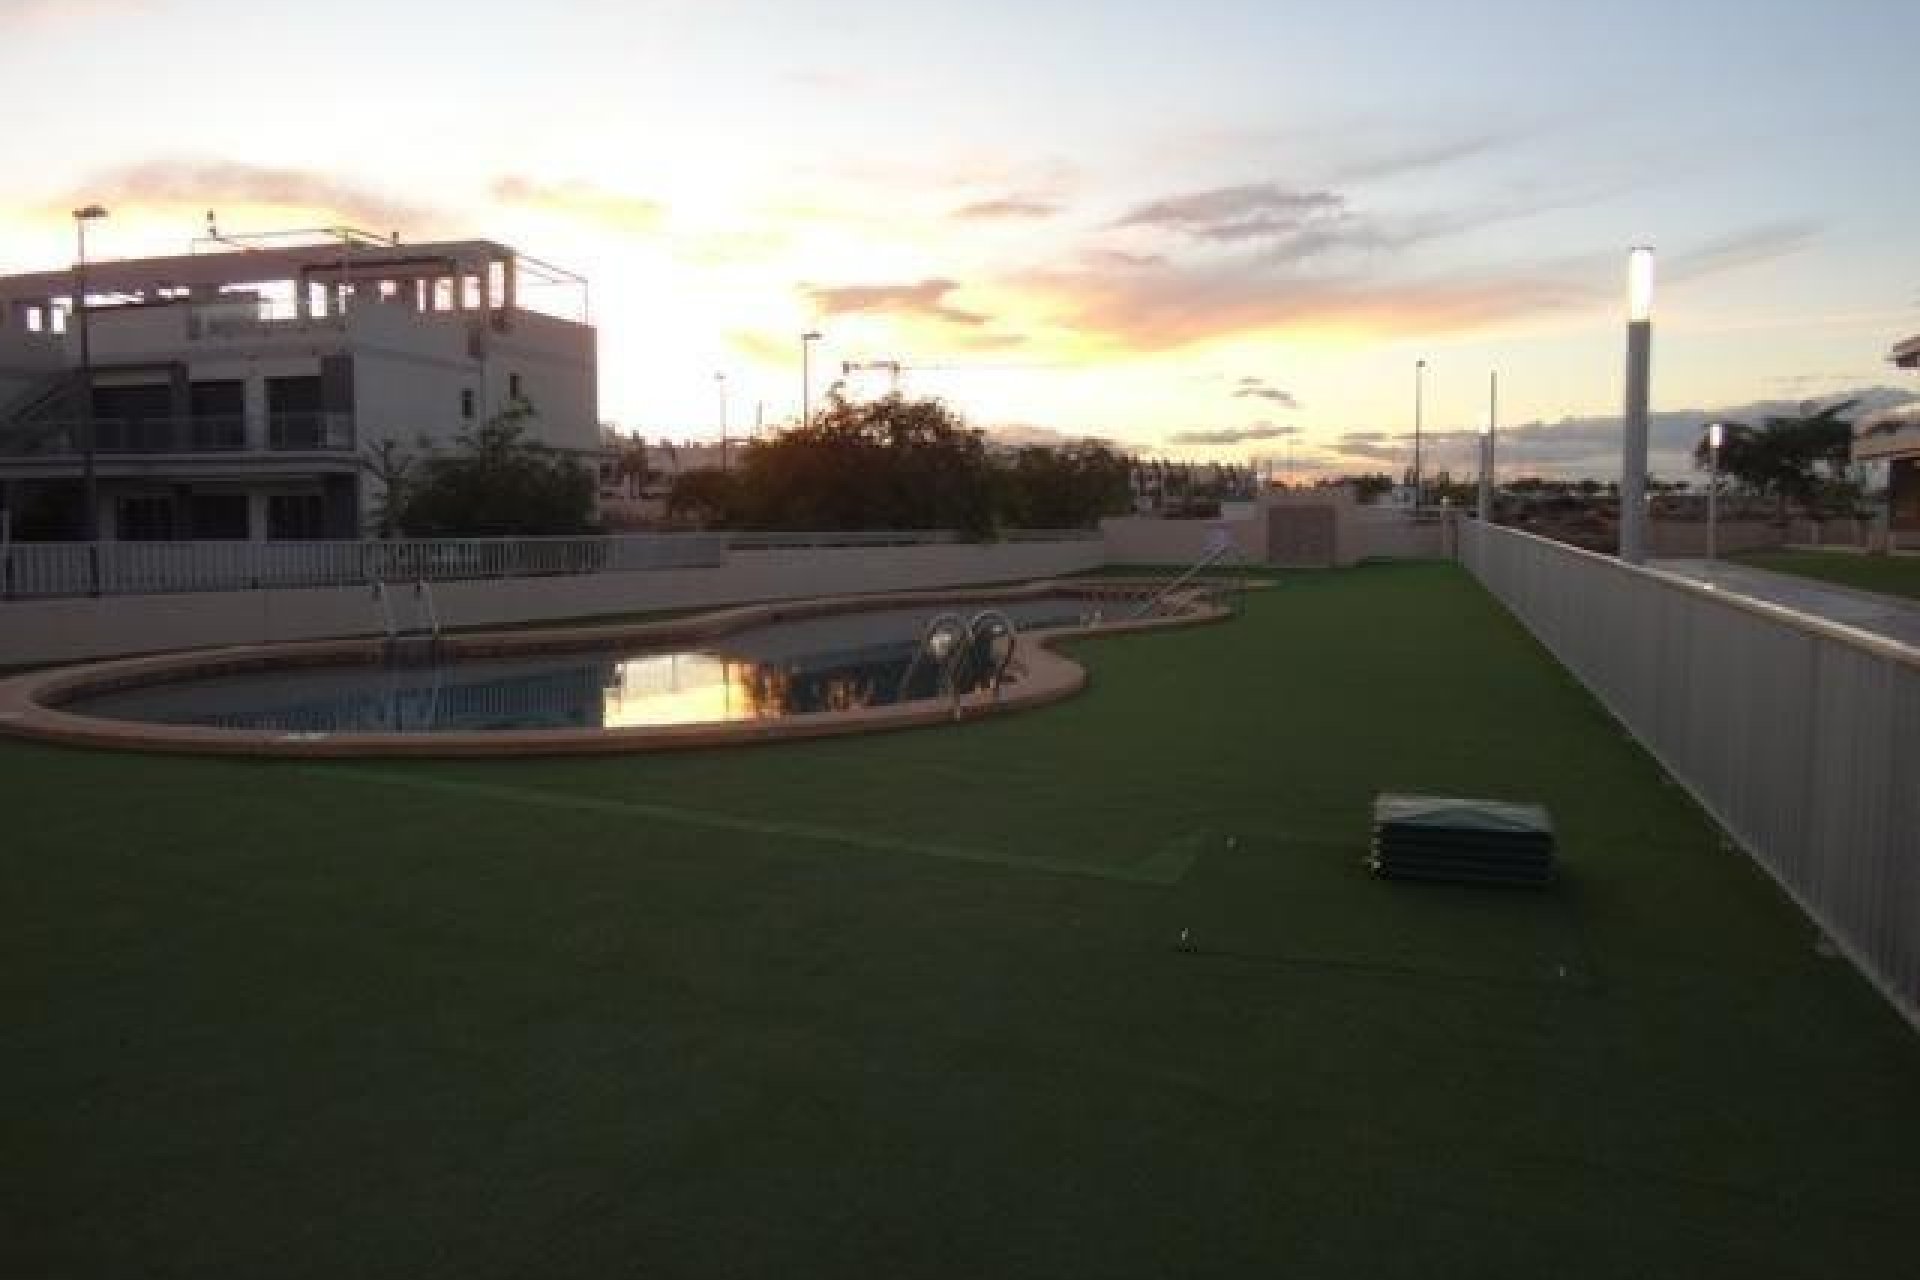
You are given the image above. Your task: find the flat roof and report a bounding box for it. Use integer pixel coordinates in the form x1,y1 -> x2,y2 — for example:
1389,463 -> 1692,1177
0,237 -> 582,301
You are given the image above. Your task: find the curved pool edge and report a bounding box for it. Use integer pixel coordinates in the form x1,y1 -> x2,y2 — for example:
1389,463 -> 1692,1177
0,578 -> 1240,758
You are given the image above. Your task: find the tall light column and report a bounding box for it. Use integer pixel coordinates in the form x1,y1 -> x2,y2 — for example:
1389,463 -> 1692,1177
1478,370 -> 1498,522
1706,421 -> 1725,564
715,372 -> 729,472
1412,358 -> 1427,509
73,204 -> 109,543
800,330 -> 822,427
1619,246 -> 1655,564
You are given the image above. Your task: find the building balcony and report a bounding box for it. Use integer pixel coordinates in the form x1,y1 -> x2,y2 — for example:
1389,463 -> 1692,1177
0,413 -> 356,459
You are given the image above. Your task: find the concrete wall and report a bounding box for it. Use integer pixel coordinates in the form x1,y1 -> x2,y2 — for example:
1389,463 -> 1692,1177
1103,503 -> 1450,566
1100,515 -> 1261,565
0,538 -> 1106,666
1350,513 -> 1449,560
484,311 -> 598,453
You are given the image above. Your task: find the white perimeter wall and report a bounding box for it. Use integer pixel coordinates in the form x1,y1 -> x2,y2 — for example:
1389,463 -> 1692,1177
0,539 -> 1105,666
1461,519 -> 1920,1029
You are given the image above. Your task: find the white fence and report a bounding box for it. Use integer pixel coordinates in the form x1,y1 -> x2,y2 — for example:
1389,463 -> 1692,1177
1461,520 -> 1920,1027
0,529 -> 1106,601
0,534 -> 729,599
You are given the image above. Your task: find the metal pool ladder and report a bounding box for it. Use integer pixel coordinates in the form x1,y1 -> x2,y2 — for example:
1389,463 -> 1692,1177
370,578 -> 444,665
898,609 -> 1021,717
1131,540 -> 1239,619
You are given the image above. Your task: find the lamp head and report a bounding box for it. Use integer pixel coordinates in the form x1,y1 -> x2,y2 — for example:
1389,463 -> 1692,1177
73,204 -> 108,221
802,330 -> 822,342
1627,246 -> 1655,322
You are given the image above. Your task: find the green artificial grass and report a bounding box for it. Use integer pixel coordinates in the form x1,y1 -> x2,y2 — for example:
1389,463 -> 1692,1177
5,561 -> 1916,1279
1732,549 -> 1920,602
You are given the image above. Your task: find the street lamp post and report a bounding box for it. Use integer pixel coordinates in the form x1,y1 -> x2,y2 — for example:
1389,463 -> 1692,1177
1706,420 -> 1725,565
800,330 -> 822,427
1478,369 -> 1498,523
1413,359 -> 1426,509
715,372 -> 729,472
73,204 -> 109,543
1619,246 -> 1655,564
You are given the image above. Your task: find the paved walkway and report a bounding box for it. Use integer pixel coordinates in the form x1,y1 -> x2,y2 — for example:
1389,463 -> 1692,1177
1654,558 -> 1920,651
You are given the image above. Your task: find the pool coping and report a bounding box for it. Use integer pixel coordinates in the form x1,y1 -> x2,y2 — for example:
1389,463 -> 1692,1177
0,577 -> 1240,758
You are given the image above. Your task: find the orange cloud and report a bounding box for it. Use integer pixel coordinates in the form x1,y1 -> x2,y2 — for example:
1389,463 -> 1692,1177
47,159 -> 432,233
1021,259 -> 1601,352
802,278 -> 990,327
953,196 -> 1060,221
491,175 -> 664,232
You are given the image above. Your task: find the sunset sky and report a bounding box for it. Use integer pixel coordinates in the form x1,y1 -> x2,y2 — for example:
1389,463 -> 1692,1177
4,0 -> 1916,477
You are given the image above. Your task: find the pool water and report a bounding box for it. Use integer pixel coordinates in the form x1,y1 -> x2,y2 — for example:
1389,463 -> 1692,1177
68,596 -> 1120,734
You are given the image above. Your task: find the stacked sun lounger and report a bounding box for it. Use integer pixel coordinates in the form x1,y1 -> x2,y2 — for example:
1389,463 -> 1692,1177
1369,794 -> 1556,887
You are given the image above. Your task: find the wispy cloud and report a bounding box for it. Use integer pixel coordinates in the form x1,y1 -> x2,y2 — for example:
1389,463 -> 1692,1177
1114,183 -> 1348,244
491,175 -> 663,231
1319,387 -> 1917,478
1664,220 -> 1822,285
3,0 -> 144,30
985,422 -> 1115,449
1327,127 -> 1532,184
51,159 -> 430,231
1027,256 -> 1598,352
1079,248 -> 1167,270
1233,376 -> 1300,409
954,196 -> 1060,221
1170,424 -> 1300,445
802,278 -> 988,327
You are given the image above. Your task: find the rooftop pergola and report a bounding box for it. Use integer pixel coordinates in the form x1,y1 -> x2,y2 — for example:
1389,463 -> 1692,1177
0,229 -> 589,325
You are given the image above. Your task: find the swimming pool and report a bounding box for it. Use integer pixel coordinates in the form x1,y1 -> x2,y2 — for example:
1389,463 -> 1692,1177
68,595 -> 1110,734
0,580 -> 1233,756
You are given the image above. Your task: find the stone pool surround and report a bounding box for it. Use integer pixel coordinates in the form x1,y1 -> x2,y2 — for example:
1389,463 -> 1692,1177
0,578 -> 1237,758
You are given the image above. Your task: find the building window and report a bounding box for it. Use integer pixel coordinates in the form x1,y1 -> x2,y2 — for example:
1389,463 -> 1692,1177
116,496 -> 175,542
188,494 -> 249,540
461,388 -> 476,420
267,494 -> 326,540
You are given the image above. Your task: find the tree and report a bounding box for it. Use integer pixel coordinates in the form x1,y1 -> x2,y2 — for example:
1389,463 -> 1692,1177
1320,472 -> 1394,503
730,391 -> 996,536
394,403 -> 597,536
602,427 -> 654,498
995,442 -> 1135,528
360,435 -> 420,539
1696,400 -> 1856,519
665,467 -> 742,528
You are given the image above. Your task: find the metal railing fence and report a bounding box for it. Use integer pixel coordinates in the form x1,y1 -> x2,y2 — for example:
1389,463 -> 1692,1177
0,534 -> 728,599
1460,520 -> 1920,1028
725,528 -> 1102,550
0,528 -> 1102,599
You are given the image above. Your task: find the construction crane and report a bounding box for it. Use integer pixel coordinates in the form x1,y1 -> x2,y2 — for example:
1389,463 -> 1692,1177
840,359 -> 1067,396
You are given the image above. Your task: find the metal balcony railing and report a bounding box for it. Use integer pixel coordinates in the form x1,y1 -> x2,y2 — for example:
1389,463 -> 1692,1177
0,416 -> 245,456
0,414 -> 355,457
268,413 -> 356,451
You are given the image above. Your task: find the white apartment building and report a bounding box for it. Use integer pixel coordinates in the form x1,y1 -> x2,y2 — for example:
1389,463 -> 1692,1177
0,230 -> 597,541
1854,333 -> 1920,546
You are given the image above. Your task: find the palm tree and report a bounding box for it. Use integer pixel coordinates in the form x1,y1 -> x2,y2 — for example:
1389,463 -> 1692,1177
1694,400 -> 1855,520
